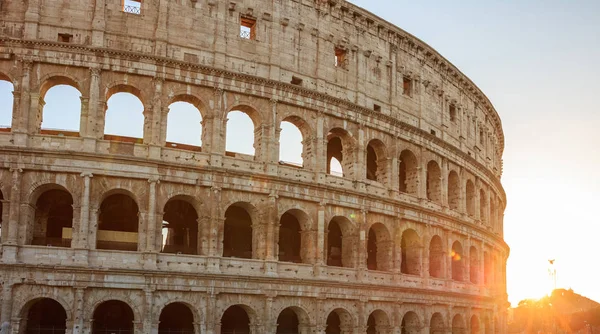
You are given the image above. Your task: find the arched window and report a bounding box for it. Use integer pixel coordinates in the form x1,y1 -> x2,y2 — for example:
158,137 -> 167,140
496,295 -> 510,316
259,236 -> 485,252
483,251 -> 491,285
166,101 -> 203,148
470,246 -> 479,284
451,241 -> 464,281
93,300 -> 134,334
367,223 -> 392,271
221,305 -> 251,334
326,217 -> 354,268
226,110 -> 255,156
327,128 -> 354,177
429,235 -> 444,278
41,84 -> 82,134
276,308 -> 300,334
278,211 -> 302,263
325,309 -> 352,334
223,203 -> 254,259
480,189 -> 487,223
452,315 -> 465,334
97,194 -> 139,251
162,199 -> 198,255
104,89 -> 145,141
471,315 -> 480,334
466,180 -> 476,217
31,188 -> 73,247
401,229 -> 422,276
427,161 -> 442,203
430,313 -> 445,334
159,303 -> 194,334
448,171 -> 460,210
0,77 -> 14,129
367,310 -> 390,334
401,311 -> 420,334
23,298 -> 67,334
366,139 -> 387,182
279,120 -> 303,167
399,150 -> 418,194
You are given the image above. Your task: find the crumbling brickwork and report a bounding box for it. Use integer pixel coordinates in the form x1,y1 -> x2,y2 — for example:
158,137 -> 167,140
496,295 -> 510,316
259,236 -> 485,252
0,0 -> 509,333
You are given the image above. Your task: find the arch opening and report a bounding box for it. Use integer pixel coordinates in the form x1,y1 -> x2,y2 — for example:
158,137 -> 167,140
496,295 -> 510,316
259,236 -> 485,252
429,235 -> 444,278
480,189 -> 487,223
430,313 -> 445,334
367,310 -> 390,334
401,229 -> 422,276
452,314 -> 465,334
483,251 -> 491,285
278,211 -> 302,263
426,161 -> 442,203
399,150 -> 418,194
41,84 -> 82,135
279,120 -> 304,167
159,303 -> 194,334
326,217 -> 354,268
166,101 -> 203,149
162,199 -> 198,255
401,311 -> 420,334
221,305 -> 250,334
0,78 -> 13,130
327,128 -> 354,177
31,188 -> 74,247
223,204 -> 253,259
466,180 -> 476,217
226,110 -> 256,156
448,171 -> 460,211
471,315 -> 480,334
23,298 -> 67,334
276,308 -> 299,334
367,223 -> 392,271
451,241 -> 465,281
97,194 -> 139,251
366,140 -> 387,182
92,300 -> 134,334
104,90 -> 145,142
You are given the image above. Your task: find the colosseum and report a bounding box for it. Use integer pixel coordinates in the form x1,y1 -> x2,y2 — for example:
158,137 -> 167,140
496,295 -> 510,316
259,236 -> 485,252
0,0 -> 509,333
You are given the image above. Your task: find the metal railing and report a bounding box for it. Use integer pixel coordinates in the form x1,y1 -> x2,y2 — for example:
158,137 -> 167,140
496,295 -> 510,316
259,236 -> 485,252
240,29 -> 251,39
123,5 -> 141,14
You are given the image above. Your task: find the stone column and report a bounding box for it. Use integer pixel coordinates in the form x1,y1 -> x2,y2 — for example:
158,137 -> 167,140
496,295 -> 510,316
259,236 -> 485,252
13,60 -> 32,146
441,158 -> 449,207
205,293 -> 217,334
76,173 -> 93,249
0,283 -> 13,331
264,295 -> 276,333
446,231 -> 453,280
3,168 -> 22,262
146,178 -> 160,252
316,202 -> 326,265
418,154 -> 428,199
91,0 -> 106,46
87,68 -> 102,140
357,209 -> 368,271
479,243 -> 486,287
148,77 -> 164,158
71,288 -> 85,334
0,198 -> 10,243
464,238 -> 471,284
209,88 -> 225,167
315,114 -> 326,174
207,186 -> 223,257
88,207 -> 99,250
265,192 -> 278,261
143,289 -> 155,334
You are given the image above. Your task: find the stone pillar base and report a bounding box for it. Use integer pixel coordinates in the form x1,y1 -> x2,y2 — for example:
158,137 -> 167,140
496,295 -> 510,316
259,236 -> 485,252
1,244 -> 17,263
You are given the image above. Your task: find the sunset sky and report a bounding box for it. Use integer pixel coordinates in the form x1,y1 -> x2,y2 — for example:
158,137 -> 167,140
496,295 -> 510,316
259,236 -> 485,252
0,0 -> 598,307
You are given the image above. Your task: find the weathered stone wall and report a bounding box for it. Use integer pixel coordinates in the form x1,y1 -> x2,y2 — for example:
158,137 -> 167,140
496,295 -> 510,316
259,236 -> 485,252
0,0 -> 509,333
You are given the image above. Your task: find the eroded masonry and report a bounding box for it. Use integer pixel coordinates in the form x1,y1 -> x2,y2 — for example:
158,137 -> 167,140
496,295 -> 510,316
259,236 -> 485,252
0,0 -> 509,333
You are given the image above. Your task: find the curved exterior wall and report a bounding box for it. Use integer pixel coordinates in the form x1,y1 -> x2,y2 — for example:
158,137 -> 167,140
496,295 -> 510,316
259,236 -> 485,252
0,0 -> 508,333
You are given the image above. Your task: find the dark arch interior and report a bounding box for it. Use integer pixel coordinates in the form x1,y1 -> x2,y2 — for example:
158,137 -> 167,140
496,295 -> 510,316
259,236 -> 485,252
92,300 -> 134,334
452,242 -> 464,281
278,212 -> 302,263
326,220 -> 343,267
159,303 -> 194,334
366,144 -> 378,181
367,314 -> 376,334
32,189 -> 73,247
98,194 -> 139,251
276,308 -> 299,334
325,311 -> 341,334
221,305 -> 250,334
429,236 -> 444,278
327,136 -> 343,174
367,228 -> 377,270
162,200 -> 198,255
25,298 -> 67,333
223,205 -> 253,259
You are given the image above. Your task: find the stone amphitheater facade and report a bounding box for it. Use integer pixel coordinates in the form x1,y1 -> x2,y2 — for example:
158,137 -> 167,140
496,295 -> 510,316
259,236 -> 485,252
0,0 -> 509,333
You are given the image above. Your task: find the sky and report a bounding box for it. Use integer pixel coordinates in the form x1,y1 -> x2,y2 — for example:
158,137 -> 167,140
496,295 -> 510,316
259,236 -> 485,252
1,0 -> 599,307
